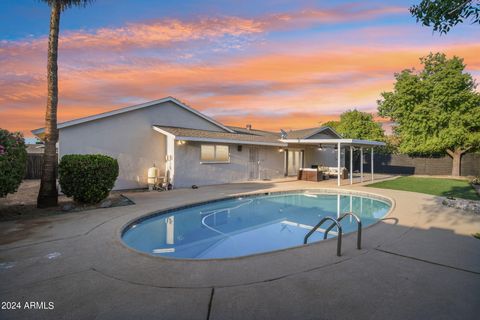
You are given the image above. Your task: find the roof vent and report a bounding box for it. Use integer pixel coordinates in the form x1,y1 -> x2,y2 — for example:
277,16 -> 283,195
246,124 -> 252,130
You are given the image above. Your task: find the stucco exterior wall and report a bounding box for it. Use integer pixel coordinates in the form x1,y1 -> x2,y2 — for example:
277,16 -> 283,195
58,101 -> 227,190
172,142 -> 285,188
304,146 -> 345,168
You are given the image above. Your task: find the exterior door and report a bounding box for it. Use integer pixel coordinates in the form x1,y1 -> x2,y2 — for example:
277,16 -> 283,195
248,147 -> 259,180
287,150 -> 303,176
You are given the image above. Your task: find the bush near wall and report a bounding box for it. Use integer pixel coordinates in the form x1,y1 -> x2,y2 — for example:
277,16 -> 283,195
0,129 -> 27,197
59,154 -> 119,204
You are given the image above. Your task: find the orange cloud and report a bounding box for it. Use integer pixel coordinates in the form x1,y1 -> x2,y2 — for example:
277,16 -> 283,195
3,42 -> 480,136
1,5 -> 478,137
59,16 -> 265,51
0,3 -> 405,57
217,112 -> 341,132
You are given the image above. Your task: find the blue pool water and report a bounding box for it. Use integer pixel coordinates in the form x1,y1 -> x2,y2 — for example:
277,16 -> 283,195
122,192 -> 391,259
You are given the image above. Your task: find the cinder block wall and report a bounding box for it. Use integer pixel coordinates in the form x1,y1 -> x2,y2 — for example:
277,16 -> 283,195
357,153 -> 479,176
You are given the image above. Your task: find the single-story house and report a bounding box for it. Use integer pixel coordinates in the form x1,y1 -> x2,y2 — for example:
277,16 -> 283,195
32,97 -> 384,189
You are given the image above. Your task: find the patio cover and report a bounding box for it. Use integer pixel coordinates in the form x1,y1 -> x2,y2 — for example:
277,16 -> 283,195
280,138 -> 386,186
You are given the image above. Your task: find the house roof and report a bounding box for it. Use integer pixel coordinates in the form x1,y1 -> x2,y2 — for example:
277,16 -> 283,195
227,126 -> 280,137
26,144 -> 44,154
31,96 -> 234,136
280,138 -> 386,147
282,126 -> 385,146
285,126 -> 342,139
153,126 -> 287,147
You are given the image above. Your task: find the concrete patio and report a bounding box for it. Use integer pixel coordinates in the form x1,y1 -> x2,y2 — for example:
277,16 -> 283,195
1,178 -> 479,319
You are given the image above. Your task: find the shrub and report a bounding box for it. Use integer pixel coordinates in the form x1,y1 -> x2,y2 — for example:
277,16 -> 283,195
59,154 -> 119,204
471,176 -> 480,185
0,129 -> 27,197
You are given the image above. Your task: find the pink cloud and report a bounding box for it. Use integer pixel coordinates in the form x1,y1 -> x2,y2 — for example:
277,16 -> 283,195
3,42 -> 480,135
0,4 -> 478,136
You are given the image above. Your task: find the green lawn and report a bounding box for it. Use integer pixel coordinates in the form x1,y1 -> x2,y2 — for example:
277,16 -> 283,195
367,176 -> 480,200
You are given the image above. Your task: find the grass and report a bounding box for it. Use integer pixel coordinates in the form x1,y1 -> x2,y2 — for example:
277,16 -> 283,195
367,176 -> 480,200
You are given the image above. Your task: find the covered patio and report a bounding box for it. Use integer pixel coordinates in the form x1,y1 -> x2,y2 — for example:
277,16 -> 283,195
281,138 -> 386,186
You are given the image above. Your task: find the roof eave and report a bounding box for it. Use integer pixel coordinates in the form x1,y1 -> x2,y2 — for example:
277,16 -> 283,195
176,136 -> 287,147
31,97 -> 235,135
31,128 -> 44,136
302,126 -> 342,139
280,138 -> 385,146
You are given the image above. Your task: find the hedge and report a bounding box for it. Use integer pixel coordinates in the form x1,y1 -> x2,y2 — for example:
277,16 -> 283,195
59,154 -> 119,204
0,129 -> 27,197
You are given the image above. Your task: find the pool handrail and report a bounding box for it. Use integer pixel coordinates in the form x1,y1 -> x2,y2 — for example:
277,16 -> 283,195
304,216 -> 342,256
324,212 -> 362,250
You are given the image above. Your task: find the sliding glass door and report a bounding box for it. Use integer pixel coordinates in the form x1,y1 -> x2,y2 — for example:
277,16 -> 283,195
287,150 -> 303,176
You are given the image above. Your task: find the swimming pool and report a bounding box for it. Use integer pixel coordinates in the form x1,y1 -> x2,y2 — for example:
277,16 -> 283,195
122,191 -> 391,259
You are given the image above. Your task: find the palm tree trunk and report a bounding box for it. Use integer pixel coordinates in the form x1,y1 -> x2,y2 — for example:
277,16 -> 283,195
37,1 -> 61,208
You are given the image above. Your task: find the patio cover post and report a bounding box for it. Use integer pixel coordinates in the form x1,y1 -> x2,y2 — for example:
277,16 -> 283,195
337,142 -> 341,186
337,194 -> 341,218
360,147 -> 363,183
349,146 -> 353,185
371,147 -> 374,181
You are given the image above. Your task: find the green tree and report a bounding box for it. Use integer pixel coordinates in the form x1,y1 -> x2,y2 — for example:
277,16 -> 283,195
0,129 -> 27,197
321,120 -> 340,131
410,0 -> 480,34
322,110 -> 387,167
378,53 -> 480,176
334,109 -> 385,141
37,0 -> 94,208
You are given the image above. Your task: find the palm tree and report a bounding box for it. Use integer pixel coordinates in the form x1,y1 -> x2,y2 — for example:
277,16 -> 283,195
37,0 -> 94,208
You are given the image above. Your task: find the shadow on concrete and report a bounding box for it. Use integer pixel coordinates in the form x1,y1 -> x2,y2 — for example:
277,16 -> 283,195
0,197 -> 479,320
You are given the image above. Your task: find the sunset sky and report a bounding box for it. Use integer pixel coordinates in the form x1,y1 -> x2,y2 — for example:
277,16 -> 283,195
0,0 -> 478,138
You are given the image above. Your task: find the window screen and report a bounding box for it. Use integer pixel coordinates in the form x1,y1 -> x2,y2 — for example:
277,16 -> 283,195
200,145 -> 215,162
215,145 -> 229,162
200,145 -> 230,163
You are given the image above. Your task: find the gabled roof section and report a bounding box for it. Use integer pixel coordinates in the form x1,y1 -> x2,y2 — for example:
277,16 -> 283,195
153,126 -> 286,147
285,126 -> 342,139
31,96 -> 234,136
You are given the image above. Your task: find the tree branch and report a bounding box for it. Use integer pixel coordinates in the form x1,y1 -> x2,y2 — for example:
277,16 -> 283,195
448,0 -> 471,15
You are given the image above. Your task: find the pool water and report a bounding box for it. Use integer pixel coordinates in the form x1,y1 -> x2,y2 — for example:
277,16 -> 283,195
122,192 -> 391,259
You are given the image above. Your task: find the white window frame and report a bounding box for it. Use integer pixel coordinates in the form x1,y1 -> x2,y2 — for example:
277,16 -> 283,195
200,144 -> 230,164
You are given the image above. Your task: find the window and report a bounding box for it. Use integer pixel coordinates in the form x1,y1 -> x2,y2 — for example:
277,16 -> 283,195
201,145 -> 230,163
200,145 -> 215,162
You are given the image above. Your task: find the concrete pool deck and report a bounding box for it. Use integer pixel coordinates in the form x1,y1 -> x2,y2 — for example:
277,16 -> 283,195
1,178 -> 479,319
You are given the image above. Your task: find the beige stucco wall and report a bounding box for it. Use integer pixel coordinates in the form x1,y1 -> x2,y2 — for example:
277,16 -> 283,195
58,101 -> 227,190
173,142 -> 285,188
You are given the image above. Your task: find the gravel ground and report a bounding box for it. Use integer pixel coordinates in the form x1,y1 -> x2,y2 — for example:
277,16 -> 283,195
0,180 -> 133,221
